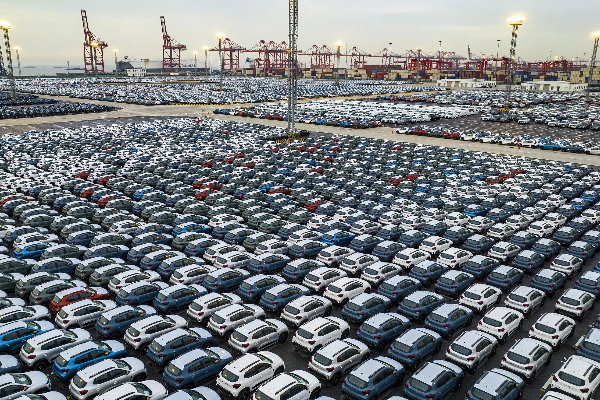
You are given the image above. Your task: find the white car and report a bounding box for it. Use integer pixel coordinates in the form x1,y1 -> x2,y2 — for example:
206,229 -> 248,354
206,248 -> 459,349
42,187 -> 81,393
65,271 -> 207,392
213,251 -> 252,269
302,267 -> 347,293
254,239 -> 290,255
503,286 -> 545,317
280,295 -> 332,327
307,338 -> 369,382
316,245 -> 354,267
546,194 -> 567,208
339,253 -> 378,276
581,209 -> 600,225
187,292 -> 242,324
555,288 -> 594,321
216,351 -> 285,399
292,316 -> 349,353
549,355 -> 600,400
506,215 -> 531,230
477,306 -> 523,343
19,328 -> 91,369
55,299 -> 117,329
287,229 -> 322,244
169,263 -> 217,285
95,380 -> 167,400
419,236 -> 452,257
203,243 -> 245,264
487,241 -> 522,263
459,283 -> 501,313
444,330 -> 498,374
520,207 -> 544,221
527,221 -> 556,238
207,304 -> 265,337
323,277 -> 370,305
228,318 -> 288,354
500,338 -> 551,383
108,270 -> 160,294
550,254 -> 583,278
208,214 -> 243,228
360,261 -> 400,286
124,314 -> 187,350
444,212 -> 470,227
251,370 -> 321,400
0,305 -> 50,324
392,248 -> 430,270
306,215 -> 334,230
466,216 -> 495,233
0,371 -> 51,400
487,223 -> 517,241
437,248 -> 473,269
349,219 -> 382,235
529,312 -> 575,349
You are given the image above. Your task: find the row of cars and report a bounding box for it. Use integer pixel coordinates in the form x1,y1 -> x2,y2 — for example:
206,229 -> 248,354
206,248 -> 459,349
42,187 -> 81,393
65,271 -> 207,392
0,102 -> 119,120
214,100 -> 481,129
0,117 -> 599,400
12,76 -> 444,105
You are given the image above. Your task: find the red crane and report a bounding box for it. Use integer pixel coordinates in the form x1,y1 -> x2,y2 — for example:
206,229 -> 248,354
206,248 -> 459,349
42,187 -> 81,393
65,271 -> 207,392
81,10 -> 108,74
350,47 -> 370,69
161,16 -> 186,73
247,40 -> 294,74
301,45 -> 336,69
209,38 -> 246,71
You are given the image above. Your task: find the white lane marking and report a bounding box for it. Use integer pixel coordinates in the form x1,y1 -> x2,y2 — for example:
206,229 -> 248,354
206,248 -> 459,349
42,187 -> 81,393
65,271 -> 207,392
575,335 -> 585,348
541,375 -> 554,391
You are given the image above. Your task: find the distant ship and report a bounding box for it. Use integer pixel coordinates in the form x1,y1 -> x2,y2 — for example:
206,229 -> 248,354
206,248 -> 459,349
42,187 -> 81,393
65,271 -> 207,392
67,67 -> 84,70
53,66 -> 64,69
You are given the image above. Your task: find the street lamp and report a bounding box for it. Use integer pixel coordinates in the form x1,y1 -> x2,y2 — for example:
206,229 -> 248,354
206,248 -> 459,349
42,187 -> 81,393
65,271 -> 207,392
506,16 -> 524,107
203,46 -> 210,76
13,46 -> 21,77
193,51 -> 198,76
496,39 -> 500,69
90,41 -> 99,76
113,49 -> 118,74
415,47 -> 422,83
216,34 -> 226,90
0,21 -> 16,100
335,41 -> 342,87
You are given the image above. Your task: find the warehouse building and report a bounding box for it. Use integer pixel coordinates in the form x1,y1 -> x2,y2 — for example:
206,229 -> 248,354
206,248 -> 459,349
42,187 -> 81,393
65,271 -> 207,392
520,81 -> 587,91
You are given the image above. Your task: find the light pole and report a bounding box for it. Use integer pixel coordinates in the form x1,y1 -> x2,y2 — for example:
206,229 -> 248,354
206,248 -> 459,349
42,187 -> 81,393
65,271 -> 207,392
586,32 -> 600,98
0,21 -> 16,100
193,51 -> 198,76
335,41 -> 342,87
438,40 -> 442,81
496,39 -> 500,69
203,47 -> 209,76
113,49 -> 118,74
506,16 -> 524,107
90,41 -> 99,77
216,34 -> 225,90
415,47 -> 422,83
388,42 -> 393,70
13,46 -> 20,77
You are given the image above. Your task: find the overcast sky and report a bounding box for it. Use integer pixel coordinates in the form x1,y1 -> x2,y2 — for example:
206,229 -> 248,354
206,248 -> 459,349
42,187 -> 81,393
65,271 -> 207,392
3,0 -> 600,66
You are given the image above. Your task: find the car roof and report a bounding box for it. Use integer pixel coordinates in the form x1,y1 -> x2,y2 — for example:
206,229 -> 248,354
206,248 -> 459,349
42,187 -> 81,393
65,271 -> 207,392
474,368 -> 523,395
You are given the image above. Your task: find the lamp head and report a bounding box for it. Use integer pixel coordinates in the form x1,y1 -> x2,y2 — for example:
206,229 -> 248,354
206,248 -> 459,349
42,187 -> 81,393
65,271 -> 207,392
592,32 -> 600,39
216,34 -> 226,40
13,46 -> 19,51
0,21 -> 11,29
508,16 -> 524,26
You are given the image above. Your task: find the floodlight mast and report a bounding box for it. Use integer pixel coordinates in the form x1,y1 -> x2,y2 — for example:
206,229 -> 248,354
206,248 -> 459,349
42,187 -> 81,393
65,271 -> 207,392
506,16 -> 524,108
586,32 -> 600,99
0,22 -> 16,100
287,0 -> 299,143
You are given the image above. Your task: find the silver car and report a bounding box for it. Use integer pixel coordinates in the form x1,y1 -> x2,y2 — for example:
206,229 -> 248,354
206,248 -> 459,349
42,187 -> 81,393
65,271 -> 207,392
207,304 -> 265,337
69,357 -> 147,400
169,263 -> 217,285
187,293 -> 242,324
0,371 -> 51,400
280,295 -> 332,327
445,330 -> 498,374
503,286 -> 545,317
124,314 -> 187,350
307,338 -> 369,383
228,318 -> 288,354
19,328 -> 91,369
95,380 -> 167,400
500,337 -> 552,382
55,299 -> 117,329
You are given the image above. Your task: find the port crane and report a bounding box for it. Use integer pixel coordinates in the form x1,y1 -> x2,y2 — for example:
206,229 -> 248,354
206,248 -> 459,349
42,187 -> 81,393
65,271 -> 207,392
81,10 -> 108,74
161,16 -> 187,73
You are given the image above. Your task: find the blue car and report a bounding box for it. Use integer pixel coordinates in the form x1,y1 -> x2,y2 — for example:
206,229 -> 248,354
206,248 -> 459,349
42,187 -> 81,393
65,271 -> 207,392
116,281 -> 170,306
530,268 -> 567,296
398,291 -> 445,323
341,356 -> 404,400
162,347 -> 233,390
403,360 -> 464,400
13,241 -> 53,260
509,231 -> 540,250
66,230 -> 96,247
52,340 -> 127,382
157,255 -> 203,280
131,232 -> 173,247
0,355 -> 20,374
372,241 -> 406,262
399,230 -> 429,248
443,226 -> 474,246
184,238 -> 221,257
147,327 -> 213,367
357,313 -> 410,351
202,268 -> 251,293
247,253 -> 291,275
288,240 -> 327,259
281,258 -> 325,283
531,238 -> 561,260
127,243 -> 168,265
464,204 -> 488,217
153,284 -> 207,313
341,293 -> 392,324
486,265 -> 524,292
0,320 -> 54,353
259,283 -> 310,313
409,261 -> 449,287
575,271 -> 600,297
377,276 -> 421,304
462,234 -> 495,255
567,240 -> 596,260
553,227 -> 582,246
461,255 -> 499,280
172,222 -> 211,237
95,305 -> 157,339
31,257 -> 80,275
424,304 -> 473,339
83,244 -> 129,260
465,368 -> 524,400
387,328 -> 442,369
237,274 -> 286,303
376,224 -> 405,241
349,234 -> 384,253
510,250 -> 545,274
320,229 -> 355,246
576,328 -> 600,362
223,228 -> 255,246
434,270 -> 475,298
139,250 -> 181,271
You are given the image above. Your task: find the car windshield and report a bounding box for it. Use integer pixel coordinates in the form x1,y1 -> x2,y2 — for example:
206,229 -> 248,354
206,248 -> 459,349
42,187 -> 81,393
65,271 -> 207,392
490,272 -> 507,279
412,266 -> 427,274
346,302 -> 361,311
55,355 -> 69,367
232,331 -> 247,342
491,246 -> 507,253
429,313 -> 447,323
72,374 -> 87,388
464,291 -> 481,300
508,293 -> 527,303
211,314 -> 225,324
221,368 -> 238,382
284,305 -> 300,315
166,363 -> 182,376
327,285 -> 342,294
347,374 -> 368,389
439,277 -> 455,285
409,378 -> 431,392
127,327 -> 140,337
553,259 -> 570,267
507,351 -> 529,364
560,296 -> 580,306
361,324 -> 378,334
403,299 -> 418,308
558,371 -> 585,386
582,340 -> 600,353
534,275 -> 552,284
118,289 -> 129,298
313,353 -> 332,366
150,341 -> 163,352
380,282 -> 396,291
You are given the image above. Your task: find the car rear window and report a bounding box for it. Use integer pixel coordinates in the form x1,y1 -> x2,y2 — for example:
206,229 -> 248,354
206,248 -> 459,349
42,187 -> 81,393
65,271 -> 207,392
534,323 -> 555,334
506,351 -> 529,364
409,378 -> 431,392
347,374 -> 368,388
450,343 -> 472,356
482,317 -> 501,327
558,371 -> 585,386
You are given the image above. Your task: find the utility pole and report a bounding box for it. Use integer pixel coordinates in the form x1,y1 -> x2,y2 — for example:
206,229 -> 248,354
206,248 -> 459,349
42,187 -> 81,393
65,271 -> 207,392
287,0 -> 299,142
203,47 -> 209,76
506,16 -> 524,108
415,47 -> 422,83
193,51 -> 198,76
586,32 -> 600,98
113,49 -> 118,74
438,40 -> 442,81
496,39 -> 500,70
335,41 -> 342,87
217,34 -> 225,90
14,47 -> 21,77
0,22 -> 16,100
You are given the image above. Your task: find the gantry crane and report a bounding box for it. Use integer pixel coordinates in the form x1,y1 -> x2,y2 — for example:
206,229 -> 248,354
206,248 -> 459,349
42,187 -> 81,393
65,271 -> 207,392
587,32 -> 600,98
81,10 -> 108,74
160,16 -> 186,73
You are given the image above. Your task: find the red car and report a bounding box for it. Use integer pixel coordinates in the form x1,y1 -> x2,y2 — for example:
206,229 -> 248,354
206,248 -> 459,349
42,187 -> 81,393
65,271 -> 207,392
202,159 -> 215,168
95,175 -> 116,186
192,178 -> 210,189
74,170 -> 92,179
388,176 -> 404,186
485,176 -> 503,185
194,189 -> 211,201
443,131 -> 461,139
0,195 -> 35,207
80,187 -> 100,198
267,186 -> 292,195
49,287 -> 110,313
304,198 -> 326,212
241,161 -> 255,169
98,194 -> 125,208
223,156 -> 236,164
498,171 -> 516,180
206,181 -> 223,191
405,172 -> 420,181
309,166 -> 324,174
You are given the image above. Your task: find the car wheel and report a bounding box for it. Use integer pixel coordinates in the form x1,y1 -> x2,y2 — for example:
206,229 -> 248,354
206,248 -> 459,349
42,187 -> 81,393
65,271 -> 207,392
239,389 -> 251,400
499,334 -> 507,344
470,361 -> 479,374
527,369 -> 537,383
384,304 -> 391,313
456,378 -> 463,389
133,373 -> 147,382
446,329 -> 455,339
342,330 -> 349,339
323,307 -> 332,317
412,358 -> 421,370
331,373 -> 341,384
278,333 -> 288,343
310,389 -> 321,399
33,361 -> 48,371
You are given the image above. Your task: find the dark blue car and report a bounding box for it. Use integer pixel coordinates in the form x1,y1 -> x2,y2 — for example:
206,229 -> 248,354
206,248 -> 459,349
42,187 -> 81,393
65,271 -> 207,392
288,240 -> 327,259
162,347 -> 233,390
372,240 -> 406,262
403,360 -> 464,400
341,293 -> 392,324
153,284 -> 207,313
281,258 -> 325,284
409,261 -> 449,287
377,276 -> 421,304
376,224 -> 405,241
356,313 -> 410,351
531,238 -> 561,260
247,253 -> 291,275
530,268 -> 567,296
116,281 -> 170,306
398,291 -> 445,323
567,240 -> 596,260
202,268 -> 251,293
434,270 -> 475,298
461,255 -> 500,280
486,265 -> 523,292
341,356 -> 404,400
259,283 -> 310,313
553,226 -> 583,246
146,327 -> 213,367
237,274 -> 287,303
575,271 -> 600,297
95,305 -> 157,339
387,327 -> 442,369
510,250 -> 545,274
349,234 -> 384,253
0,320 -> 54,353
424,303 -> 473,338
